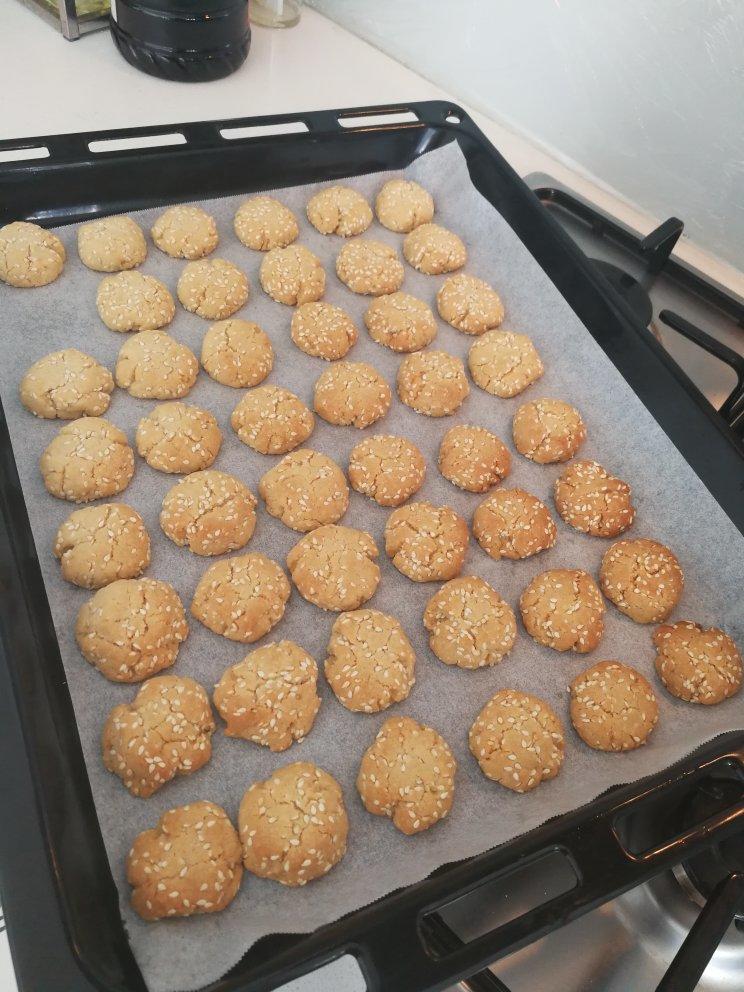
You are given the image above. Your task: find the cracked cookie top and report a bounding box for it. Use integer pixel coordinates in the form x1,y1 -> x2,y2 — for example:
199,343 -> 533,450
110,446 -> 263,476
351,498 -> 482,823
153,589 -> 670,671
385,501 -> 469,582
348,434 -> 426,507
177,257 -> 249,319
259,448 -> 349,533
363,291 -> 437,353
653,620 -> 742,705
335,238 -> 404,296
520,568 -> 605,653
0,221 -> 65,288
233,196 -> 299,251
403,222 -> 466,275
201,318 -> 273,388
54,502 -> 150,589
599,538 -> 683,624
397,349 -> 469,417
554,459 -> 635,538
160,470 -> 256,556
78,215 -> 146,272
136,401 -> 221,474
306,185 -> 373,237
291,301 -> 358,361
115,330 -> 199,399
96,270 -> 174,332
21,348 -> 114,420
313,360 -> 391,428
513,397 -> 585,463
231,384 -> 315,454
259,244 -> 325,306
40,416 -> 135,503
287,524 -> 380,612
437,273 -> 504,336
439,424 -> 511,493
424,576 -> 516,669
473,487 -> 556,561
375,179 -> 434,233
570,660 -> 659,751
469,329 -> 543,398
151,205 -> 219,260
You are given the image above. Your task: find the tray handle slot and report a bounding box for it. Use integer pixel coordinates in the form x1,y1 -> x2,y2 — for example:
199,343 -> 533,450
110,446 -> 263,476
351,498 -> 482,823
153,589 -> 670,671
87,132 -> 187,154
219,120 -> 309,140
0,145 -> 50,164
338,109 -> 420,129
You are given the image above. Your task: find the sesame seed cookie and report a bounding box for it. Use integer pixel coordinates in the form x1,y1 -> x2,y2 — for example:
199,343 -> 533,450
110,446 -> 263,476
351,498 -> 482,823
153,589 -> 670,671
375,179 -> 434,233
554,460 -> 635,538
76,577 -> 188,682
177,258 -> 249,320
469,689 -> 565,793
96,271 -> 175,332
438,424 -> 511,493
103,675 -> 215,798
357,716 -> 455,834
259,244 -> 325,306
20,348 -> 114,420
397,349 -> 469,417
0,221 -> 65,288
234,196 -> 299,251
364,292 -> 437,353
347,434 -> 426,507
201,318 -> 273,388
513,398 -> 586,464
259,448 -> 349,532
437,273 -> 504,335
127,801 -> 242,920
291,301 -> 358,361
599,538 -> 684,624
287,524 -> 380,612
191,553 -> 290,644
160,470 -> 256,556
231,384 -> 315,455
78,215 -> 146,272
570,661 -> 659,751
306,185 -> 373,237
214,641 -> 321,751
151,205 -> 219,260
385,501 -> 468,582
239,762 -> 348,886
335,239 -> 404,296
313,360 -> 391,429
324,609 -> 415,713
473,488 -> 557,561
519,569 -> 605,653
136,402 -> 222,474
115,330 -> 199,399
468,330 -> 544,398
653,620 -> 742,705
54,502 -> 150,589
423,576 -> 517,669
40,417 -> 135,503
403,223 -> 466,275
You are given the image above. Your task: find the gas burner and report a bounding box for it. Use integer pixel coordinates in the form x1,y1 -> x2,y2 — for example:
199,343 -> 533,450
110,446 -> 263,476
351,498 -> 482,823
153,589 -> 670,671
590,259 -> 653,327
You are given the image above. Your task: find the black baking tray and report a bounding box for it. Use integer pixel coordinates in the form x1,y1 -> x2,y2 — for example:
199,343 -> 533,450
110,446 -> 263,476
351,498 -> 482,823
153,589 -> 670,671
1,102 -> 743,992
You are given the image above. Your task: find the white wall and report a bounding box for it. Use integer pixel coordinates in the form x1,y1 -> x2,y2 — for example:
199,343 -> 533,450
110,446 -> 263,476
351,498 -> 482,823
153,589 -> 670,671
306,0 -> 744,271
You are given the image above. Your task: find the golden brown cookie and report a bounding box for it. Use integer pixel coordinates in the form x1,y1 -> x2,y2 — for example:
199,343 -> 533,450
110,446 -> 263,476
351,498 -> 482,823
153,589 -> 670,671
40,417 -> 134,503
375,179 -> 434,233
335,239 -> 404,296
469,689 -> 564,793
234,196 -> 299,251
76,577 -> 188,682
287,524 -> 380,612
653,620 -> 742,705
397,349 -> 469,417
151,205 -> 218,260
259,448 -> 349,532
290,301 -> 358,361
600,538 -> 684,624
231,384 -> 315,455
115,330 -> 199,399
191,553 -> 290,643
239,762 -> 348,886
347,434 -> 426,507
520,569 -> 605,653
127,801 -> 242,919
314,360 -> 391,428
324,609 -> 415,713
570,661 -> 659,751
385,501 -> 468,582
54,503 -> 149,589
438,424 -> 510,493
136,401 -> 221,474
259,244 -> 325,305
364,292 -> 437,353
403,223 -> 466,275
201,318 -> 273,388
177,258 -> 249,320
306,185 -> 373,237
0,221 -> 65,287
513,398 -> 586,463
357,716 -> 455,834
554,460 -> 635,538
468,330 -> 544,398
96,271 -> 175,332
473,488 -> 557,561
103,675 -> 214,797
78,216 -> 146,272
423,576 -> 516,669
20,349 -> 114,420
437,273 -> 504,335
160,470 -> 256,556
213,641 -> 320,750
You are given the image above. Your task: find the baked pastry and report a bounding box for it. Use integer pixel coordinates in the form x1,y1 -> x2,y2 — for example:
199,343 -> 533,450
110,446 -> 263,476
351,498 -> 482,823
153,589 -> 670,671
438,424 -> 511,493
313,361 -> 391,428
177,258 -> 249,319
234,196 -> 299,251
363,292 -> 437,353
20,349 -> 114,420
599,538 -> 683,623
397,349 -> 469,417
135,402 -> 221,474
231,385 -> 314,455
160,470 -> 256,556
513,398 -> 586,463
54,503 -> 149,588
306,185 -> 372,236
151,205 -> 218,259
653,620 -> 742,704
335,239 -> 404,295
0,221 -> 65,287
191,553 -> 290,643
554,460 -> 635,538
385,501 -> 468,582
347,434 -> 426,507
115,331 -> 199,399
259,244 -> 325,305
291,302 -> 357,361
468,330 -> 543,397
96,271 -> 174,332
201,319 -> 273,388
403,223 -> 466,274
437,273 -> 504,335
287,524 -> 380,612
520,569 -> 605,653
78,216 -> 146,272
472,488 -> 557,561
258,448 -> 349,532
375,179 -> 434,233
423,576 -> 516,669
570,661 -> 659,751
40,417 -> 134,503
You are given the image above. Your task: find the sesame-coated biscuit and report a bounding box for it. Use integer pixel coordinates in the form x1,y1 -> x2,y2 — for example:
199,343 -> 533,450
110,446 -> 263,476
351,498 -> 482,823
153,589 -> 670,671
324,609 -> 415,713
191,553 -> 290,644
20,349 -> 114,419
363,292 -> 437,353
231,385 -> 314,455
473,488 -> 557,561
469,689 -> 564,793
403,223 -> 466,275
234,196 -> 299,251
259,449 -> 349,532
76,577 -> 188,682
40,417 -> 134,503
287,524 -> 380,612
468,329 -> 544,398
438,424 -> 511,493
306,186 -> 373,237
554,460 -> 635,538
127,801 -> 242,920
385,501 -> 468,582
513,398 -> 586,464
103,675 -> 215,798
78,215 -> 146,272
0,221 -> 65,287
375,179 -> 434,233
348,434 -> 426,507
599,538 -> 683,624
177,258 -> 249,320
653,620 -> 742,705
357,716 -> 455,834
213,641 -> 320,751
313,360 -> 391,428
519,569 -> 605,653
151,205 -> 219,260
259,244 -> 325,306
290,302 -> 358,361
397,349 -> 469,417
437,273 -> 504,336
54,502 -> 150,589
160,470 -> 256,556
115,330 -> 199,399
136,402 -> 222,474
335,239 -> 404,296
239,762 -> 348,886
423,576 -> 517,669
201,318 -> 273,388
96,271 -> 175,332
570,661 -> 659,751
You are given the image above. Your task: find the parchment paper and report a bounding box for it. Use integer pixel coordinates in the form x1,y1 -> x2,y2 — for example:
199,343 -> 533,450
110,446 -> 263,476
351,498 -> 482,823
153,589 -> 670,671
1,142 -> 742,992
